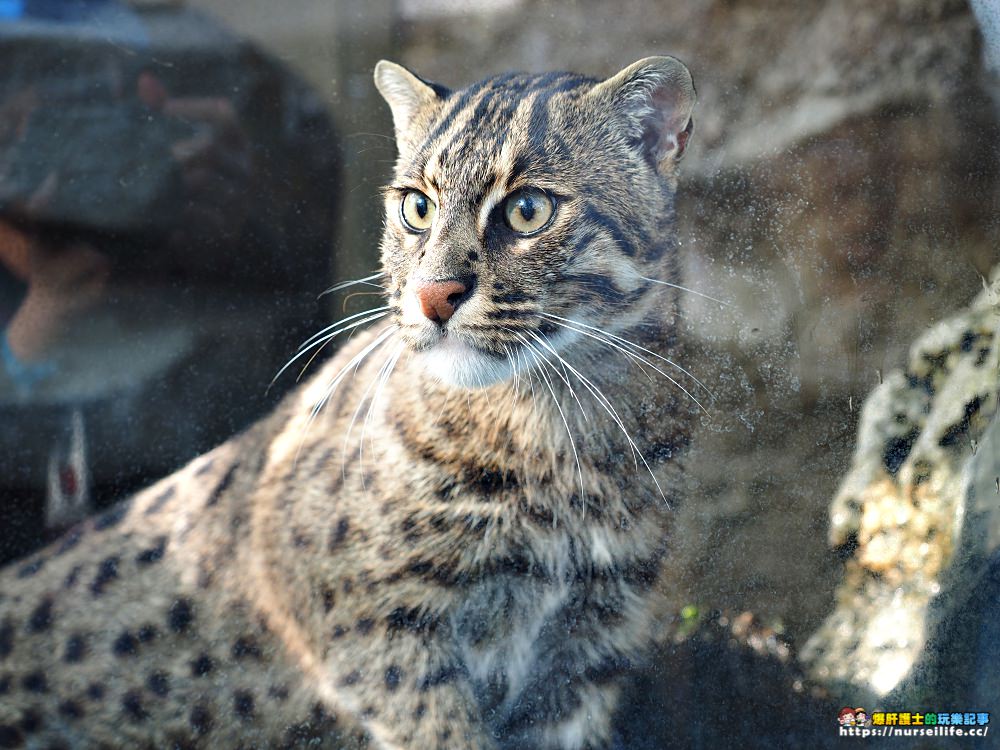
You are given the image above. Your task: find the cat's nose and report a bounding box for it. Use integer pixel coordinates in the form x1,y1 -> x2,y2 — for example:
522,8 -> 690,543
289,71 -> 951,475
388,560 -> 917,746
415,277 -> 473,323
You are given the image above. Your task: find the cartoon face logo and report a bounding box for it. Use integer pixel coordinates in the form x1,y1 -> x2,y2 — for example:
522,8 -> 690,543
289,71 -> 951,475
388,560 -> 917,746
855,708 -> 869,727
838,707 -> 856,726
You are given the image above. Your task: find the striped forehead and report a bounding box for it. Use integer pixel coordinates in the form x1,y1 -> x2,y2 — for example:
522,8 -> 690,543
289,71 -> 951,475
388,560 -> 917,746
407,72 -> 593,193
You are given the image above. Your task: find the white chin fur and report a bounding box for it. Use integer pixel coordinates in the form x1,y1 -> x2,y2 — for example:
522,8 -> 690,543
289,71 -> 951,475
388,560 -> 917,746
417,337 -> 512,389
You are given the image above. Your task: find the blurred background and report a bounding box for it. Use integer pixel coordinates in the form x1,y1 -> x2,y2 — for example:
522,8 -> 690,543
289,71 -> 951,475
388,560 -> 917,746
1,0 -> 998,745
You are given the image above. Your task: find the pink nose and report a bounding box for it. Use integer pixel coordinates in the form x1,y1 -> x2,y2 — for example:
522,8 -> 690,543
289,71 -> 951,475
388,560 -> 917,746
415,279 -> 468,323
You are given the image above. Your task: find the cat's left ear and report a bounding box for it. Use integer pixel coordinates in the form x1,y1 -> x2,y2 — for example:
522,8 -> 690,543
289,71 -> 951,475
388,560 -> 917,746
590,56 -> 696,168
374,60 -> 449,139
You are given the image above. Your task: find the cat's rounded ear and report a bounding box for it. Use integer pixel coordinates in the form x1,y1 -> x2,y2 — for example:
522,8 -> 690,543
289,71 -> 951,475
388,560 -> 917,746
590,56 -> 696,168
374,60 -> 449,137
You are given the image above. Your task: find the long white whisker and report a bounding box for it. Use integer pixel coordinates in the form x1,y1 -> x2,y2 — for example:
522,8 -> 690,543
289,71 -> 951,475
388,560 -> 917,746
522,331 -> 667,504
299,306 -> 391,351
296,325 -> 398,464
639,275 -> 731,307
543,318 -> 709,416
515,334 -> 585,521
318,272 -> 387,299
271,310 -> 389,389
542,313 -> 714,411
525,331 -> 590,424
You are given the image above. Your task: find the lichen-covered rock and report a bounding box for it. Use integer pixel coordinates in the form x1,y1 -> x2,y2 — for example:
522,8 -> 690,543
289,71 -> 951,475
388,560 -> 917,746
802,266 -> 1000,702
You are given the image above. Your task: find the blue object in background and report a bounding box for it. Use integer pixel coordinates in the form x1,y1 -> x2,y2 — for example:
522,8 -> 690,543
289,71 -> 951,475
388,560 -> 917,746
0,0 -> 113,22
0,0 -> 24,20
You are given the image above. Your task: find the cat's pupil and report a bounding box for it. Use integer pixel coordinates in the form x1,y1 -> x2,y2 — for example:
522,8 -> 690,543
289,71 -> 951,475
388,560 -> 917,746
518,196 -> 536,222
415,195 -> 428,218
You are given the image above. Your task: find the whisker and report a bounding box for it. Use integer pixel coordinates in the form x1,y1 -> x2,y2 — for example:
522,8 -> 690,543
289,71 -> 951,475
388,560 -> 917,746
294,325 -> 398,465
639,275 -> 731,307
543,317 -> 709,415
270,310 -> 389,390
514,334 -> 585,522
299,306 -> 392,351
318,271 -> 387,300
524,331 -> 668,504
542,312 -> 714,408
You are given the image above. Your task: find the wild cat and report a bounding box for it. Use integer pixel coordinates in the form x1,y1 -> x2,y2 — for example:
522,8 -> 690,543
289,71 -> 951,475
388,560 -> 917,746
0,55 -> 699,749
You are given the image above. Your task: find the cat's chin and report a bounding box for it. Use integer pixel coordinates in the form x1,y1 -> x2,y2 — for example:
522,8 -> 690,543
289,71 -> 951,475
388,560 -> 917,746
415,336 -> 511,390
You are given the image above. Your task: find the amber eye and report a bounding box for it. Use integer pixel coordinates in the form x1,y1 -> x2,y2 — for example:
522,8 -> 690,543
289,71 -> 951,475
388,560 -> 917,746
400,190 -> 436,232
503,188 -> 555,235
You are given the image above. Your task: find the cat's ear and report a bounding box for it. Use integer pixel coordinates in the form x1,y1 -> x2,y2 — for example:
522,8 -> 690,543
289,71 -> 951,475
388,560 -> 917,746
591,56 -> 696,167
374,60 -> 449,137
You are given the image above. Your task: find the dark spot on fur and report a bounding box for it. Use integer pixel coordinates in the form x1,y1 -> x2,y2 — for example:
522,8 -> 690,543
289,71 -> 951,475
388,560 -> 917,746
26,597 -> 53,633
233,690 -> 255,719
113,630 -> 138,657
467,250 -> 479,261
16,558 -> 45,579
342,670 -> 361,686
145,485 -> 176,515
386,606 -> 438,634
90,556 -> 120,596
0,676 -> 10,695
329,517 -> 350,550
167,598 -> 194,633
86,682 -> 105,701
384,665 -> 403,691
268,684 -> 290,702
93,501 -> 130,531
418,664 -> 464,691
63,565 -> 82,590
0,725 -> 23,748
22,671 -> 47,693
331,625 -> 348,639
64,634 -> 87,663
195,458 -> 215,476
342,577 -> 354,595
322,587 -> 336,613
355,618 -> 374,635
191,654 -> 215,677
16,709 -> 40,732
189,703 -> 213,735
414,702 -> 426,719
137,624 -> 158,643
122,690 -> 148,721
58,700 -> 84,720
232,636 -> 262,660
0,621 -> 13,659
205,463 -> 239,507
136,536 -> 168,565
54,528 -> 83,556
147,671 -> 170,697
292,528 -> 313,549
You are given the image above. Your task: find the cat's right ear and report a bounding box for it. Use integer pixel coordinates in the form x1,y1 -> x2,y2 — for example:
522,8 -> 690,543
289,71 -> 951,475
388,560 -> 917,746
590,56 -> 696,170
374,61 -> 449,142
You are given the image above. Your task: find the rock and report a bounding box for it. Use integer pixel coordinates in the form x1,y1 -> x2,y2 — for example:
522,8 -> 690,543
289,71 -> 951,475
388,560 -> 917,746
801,266 -> 1000,703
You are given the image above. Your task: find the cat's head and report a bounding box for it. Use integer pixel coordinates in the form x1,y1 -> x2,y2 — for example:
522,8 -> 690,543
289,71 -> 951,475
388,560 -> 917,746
374,57 -> 695,389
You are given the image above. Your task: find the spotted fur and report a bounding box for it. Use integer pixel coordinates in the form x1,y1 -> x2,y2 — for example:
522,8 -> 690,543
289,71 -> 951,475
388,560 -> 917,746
0,56 -> 698,749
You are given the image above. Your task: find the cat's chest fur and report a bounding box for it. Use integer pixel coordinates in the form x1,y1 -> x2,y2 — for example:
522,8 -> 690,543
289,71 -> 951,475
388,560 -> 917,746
451,539 -> 574,722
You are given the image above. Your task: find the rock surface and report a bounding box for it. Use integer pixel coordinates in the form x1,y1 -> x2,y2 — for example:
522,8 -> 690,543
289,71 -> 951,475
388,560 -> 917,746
802,267 -> 1000,703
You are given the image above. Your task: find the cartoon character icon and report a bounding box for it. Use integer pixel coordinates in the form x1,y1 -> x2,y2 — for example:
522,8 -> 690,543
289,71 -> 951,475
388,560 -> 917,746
855,708 -> 871,727
839,707 -> 857,726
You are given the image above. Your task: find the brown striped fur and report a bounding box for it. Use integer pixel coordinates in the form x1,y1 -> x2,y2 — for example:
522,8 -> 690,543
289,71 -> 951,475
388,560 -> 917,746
0,56 -> 698,749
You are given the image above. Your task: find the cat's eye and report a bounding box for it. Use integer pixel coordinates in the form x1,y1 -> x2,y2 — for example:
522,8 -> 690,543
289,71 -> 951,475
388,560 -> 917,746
400,190 -> 436,232
504,188 -> 555,235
